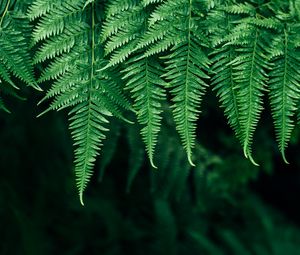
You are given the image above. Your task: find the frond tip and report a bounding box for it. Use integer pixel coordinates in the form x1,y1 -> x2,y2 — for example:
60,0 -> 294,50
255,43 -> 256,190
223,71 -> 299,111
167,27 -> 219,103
80,193 -> 85,206
187,153 -> 195,167
70,101 -> 111,206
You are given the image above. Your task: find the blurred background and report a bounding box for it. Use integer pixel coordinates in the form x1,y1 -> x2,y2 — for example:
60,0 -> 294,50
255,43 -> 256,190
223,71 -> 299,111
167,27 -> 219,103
1,87 -> 300,255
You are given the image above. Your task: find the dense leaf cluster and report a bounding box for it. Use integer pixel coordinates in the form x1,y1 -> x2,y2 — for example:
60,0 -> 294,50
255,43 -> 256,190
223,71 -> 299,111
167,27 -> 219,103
0,0 -> 300,203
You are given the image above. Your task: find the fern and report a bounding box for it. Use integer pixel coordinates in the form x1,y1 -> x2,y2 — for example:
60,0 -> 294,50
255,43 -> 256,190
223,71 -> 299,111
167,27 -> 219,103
123,56 -> 165,167
213,4 -> 279,165
33,1 -> 131,204
27,0 -> 62,20
101,0 -> 144,66
268,24 -> 300,163
32,0 -> 85,43
207,1 -> 300,165
0,0 -> 39,111
33,23 -> 88,64
1,0 -> 299,203
141,0 -> 210,165
102,0 -> 166,167
210,9 -> 244,152
0,0 -> 40,107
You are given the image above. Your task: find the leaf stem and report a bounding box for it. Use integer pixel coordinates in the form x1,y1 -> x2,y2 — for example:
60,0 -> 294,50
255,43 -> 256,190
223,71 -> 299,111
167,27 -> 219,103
0,0 -> 11,28
79,1 -> 96,206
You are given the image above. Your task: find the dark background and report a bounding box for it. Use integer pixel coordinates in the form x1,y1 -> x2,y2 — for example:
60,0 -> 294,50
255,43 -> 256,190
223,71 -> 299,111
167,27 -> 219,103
1,88 -> 300,255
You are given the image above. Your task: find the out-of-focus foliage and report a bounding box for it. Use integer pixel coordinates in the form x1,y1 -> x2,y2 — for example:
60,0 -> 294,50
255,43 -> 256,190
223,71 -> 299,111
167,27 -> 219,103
1,92 -> 300,254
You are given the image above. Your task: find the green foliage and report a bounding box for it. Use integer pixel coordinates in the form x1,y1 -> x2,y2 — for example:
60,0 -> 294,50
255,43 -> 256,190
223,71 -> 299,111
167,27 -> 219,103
123,56 -> 166,168
0,0 -> 39,112
1,0 -> 300,203
268,24 -> 300,163
29,1 -> 131,204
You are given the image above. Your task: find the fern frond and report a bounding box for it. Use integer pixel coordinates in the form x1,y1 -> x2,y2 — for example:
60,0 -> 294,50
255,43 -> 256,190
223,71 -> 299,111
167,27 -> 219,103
0,96 -> 10,113
108,0 -> 210,165
148,0 -> 182,26
268,26 -> 300,163
245,17 -> 280,29
105,0 -> 139,17
227,23 -> 269,165
123,56 -> 166,168
136,22 -> 170,50
142,0 -> 164,7
96,67 -> 132,113
222,3 -> 255,15
156,0 -> 210,165
144,30 -> 183,57
0,0 -> 39,97
164,39 -> 210,165
34,1 -> 131,204
210,11 -> 244,148
32,0 -> 85,43
69,100 -> 111,205
101,4 -> 143,43
101,1 -> 146,67
33,23 -> 88,64
39,61 -> 128,203
27,0 -> 61,20
102,0 -> 168,165
104,23 -> 142,56
0,61 -> 15,88
38,47 -> 81,82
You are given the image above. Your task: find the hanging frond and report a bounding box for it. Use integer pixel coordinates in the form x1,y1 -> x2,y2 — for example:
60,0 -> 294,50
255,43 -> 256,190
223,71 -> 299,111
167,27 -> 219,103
223,14 -> 272,165
145,0 -> 210,164
123,56 -> 166,167
70,99 -> 111,205
210,9 -> 244,148
102,0 -> 167,166
33,1 -> 131,204
268,24 -> 300,163
0,0 -> 38,89
2,0 -> 300,203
